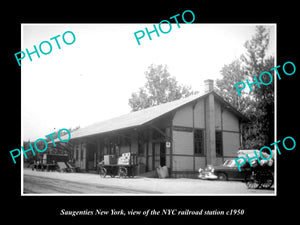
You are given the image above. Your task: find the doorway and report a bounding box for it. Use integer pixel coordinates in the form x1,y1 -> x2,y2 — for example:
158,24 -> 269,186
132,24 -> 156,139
86,143 -> 97,171
160,142 -> 166,167
151,142 -> 167,169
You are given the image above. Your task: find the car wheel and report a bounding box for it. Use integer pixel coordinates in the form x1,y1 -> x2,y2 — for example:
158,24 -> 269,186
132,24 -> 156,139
217,172 -> 227,181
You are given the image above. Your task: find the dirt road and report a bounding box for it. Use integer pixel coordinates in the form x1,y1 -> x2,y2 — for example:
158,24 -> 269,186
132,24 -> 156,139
23,169 -> 275,195
24,175 -> 160,194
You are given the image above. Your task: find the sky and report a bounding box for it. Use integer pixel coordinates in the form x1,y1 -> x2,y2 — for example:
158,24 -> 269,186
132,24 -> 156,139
21,23 -> 275,141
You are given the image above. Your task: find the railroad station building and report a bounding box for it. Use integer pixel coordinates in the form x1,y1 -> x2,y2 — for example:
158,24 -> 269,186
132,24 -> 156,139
69,80 -> 248,177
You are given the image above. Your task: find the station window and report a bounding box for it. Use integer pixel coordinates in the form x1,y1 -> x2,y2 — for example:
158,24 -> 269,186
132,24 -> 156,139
194,129 -> 204,156
216,131 -> 223,157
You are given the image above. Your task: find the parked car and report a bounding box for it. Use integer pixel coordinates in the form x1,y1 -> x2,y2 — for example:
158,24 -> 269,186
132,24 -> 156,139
213,159 -> 251,181
198,159 -> 251,181
199,150 -> 274,181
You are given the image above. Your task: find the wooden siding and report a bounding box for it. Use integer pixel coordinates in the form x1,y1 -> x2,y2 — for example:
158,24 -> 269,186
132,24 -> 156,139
172,130 -> 193,155
223,132 -> 240,157
172,155 -> 194,171
194,156 -> 206,170
194,99 -> 205,129
173,105 -> 193,127
222,109 -> 239,132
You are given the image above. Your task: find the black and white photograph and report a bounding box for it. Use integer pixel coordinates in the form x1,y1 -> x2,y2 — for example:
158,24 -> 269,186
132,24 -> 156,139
20,23 -> 276,195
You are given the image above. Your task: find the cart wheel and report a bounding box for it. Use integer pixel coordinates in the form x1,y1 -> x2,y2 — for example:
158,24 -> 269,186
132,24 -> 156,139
119,167 -> 128,178
245,172 -> 259,189
260,171 -> 273,189
99,167 -> 107,178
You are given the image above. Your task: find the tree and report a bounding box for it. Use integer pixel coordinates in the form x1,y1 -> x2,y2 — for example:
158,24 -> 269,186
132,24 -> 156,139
216,59 -> 252,113
128,64 -> 197,111
241,26 -> 270,79
216,26 -> 274,149
240,26 -> 274,147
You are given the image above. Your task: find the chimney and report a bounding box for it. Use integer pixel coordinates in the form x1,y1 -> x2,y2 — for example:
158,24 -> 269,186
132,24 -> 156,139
204,79 -> 216,165
204,79 -> 214,93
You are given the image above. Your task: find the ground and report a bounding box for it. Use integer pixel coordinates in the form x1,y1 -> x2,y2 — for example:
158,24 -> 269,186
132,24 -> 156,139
23,168 -> 275,195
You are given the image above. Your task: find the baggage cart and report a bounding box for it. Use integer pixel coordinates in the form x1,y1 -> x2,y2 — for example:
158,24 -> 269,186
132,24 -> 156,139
99,153 -> 137,178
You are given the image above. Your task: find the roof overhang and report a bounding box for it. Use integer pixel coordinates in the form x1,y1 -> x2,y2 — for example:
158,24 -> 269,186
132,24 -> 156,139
59,91 -> 249,141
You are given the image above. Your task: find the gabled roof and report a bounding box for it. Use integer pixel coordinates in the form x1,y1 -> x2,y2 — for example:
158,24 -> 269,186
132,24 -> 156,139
69,91 -> 248,140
